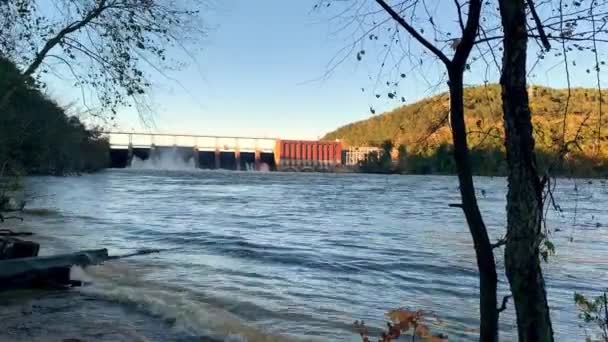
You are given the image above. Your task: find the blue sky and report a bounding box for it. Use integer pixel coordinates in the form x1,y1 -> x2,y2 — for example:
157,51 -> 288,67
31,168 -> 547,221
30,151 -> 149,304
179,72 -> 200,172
45,0 -> 608,140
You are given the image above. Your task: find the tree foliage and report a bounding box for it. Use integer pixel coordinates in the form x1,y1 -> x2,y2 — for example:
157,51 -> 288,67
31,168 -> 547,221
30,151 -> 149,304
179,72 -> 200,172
0,0 -> 207,117
575,291 -> 608,341
326,84 -> 608,177
354,308 -> 447,342
0,57 -> 109,175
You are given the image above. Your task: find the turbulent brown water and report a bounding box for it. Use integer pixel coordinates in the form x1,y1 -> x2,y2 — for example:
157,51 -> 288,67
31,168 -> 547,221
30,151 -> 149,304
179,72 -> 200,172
1,170 -> 607,341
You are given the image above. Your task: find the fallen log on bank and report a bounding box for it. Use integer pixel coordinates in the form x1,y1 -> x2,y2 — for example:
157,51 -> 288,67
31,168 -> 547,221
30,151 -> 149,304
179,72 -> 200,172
0,249 -> 108,290
0,248 -> 162,291
0,236 -> 39,260
0,229 -> 34,237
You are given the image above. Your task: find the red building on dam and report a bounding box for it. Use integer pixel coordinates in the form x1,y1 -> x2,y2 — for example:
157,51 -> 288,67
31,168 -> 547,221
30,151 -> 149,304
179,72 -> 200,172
274,139 -> 342,171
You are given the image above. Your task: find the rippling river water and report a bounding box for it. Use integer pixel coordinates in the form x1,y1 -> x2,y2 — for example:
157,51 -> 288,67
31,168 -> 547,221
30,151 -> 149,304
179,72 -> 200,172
2,170 -> 607,341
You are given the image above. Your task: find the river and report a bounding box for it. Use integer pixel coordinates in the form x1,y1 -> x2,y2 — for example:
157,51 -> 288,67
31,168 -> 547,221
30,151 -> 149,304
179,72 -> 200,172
1,170 -> 607,341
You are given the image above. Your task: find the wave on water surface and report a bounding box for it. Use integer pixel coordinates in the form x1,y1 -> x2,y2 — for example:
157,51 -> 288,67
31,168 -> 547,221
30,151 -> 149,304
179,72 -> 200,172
17,172 -> 608,341
74,264 -> 311,342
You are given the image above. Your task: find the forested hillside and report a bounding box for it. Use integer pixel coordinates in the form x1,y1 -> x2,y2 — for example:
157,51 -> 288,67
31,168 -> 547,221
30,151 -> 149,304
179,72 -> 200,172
0,57 -> 109,175
324,84 -> 608,176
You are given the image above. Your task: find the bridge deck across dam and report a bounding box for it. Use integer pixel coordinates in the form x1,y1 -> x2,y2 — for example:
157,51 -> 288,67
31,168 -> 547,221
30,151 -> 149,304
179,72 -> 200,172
107,132 -> 277,152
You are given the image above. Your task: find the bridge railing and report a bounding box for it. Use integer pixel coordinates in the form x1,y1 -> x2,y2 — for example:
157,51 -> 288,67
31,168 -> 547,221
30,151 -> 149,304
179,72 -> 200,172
106,132 -> 277,152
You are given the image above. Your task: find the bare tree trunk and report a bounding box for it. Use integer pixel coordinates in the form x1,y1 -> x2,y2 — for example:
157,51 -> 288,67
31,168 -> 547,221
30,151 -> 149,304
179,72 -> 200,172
370,1 -> 498,339
448,69 -> 499,342
498,0 -> 554,340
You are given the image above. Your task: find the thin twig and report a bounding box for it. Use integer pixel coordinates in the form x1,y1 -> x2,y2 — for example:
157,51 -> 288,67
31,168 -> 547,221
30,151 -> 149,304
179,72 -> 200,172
491,237 -> 506,249
453,0 -> 465,33
590,1 -> 604,157
374,0 -> 451,65
498,295 -> 511,313
558,0 -> 572,165
569,180 -> 579,242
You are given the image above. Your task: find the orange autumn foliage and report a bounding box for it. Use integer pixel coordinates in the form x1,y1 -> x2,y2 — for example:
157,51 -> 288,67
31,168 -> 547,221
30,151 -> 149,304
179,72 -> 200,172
354,308 -> 448,342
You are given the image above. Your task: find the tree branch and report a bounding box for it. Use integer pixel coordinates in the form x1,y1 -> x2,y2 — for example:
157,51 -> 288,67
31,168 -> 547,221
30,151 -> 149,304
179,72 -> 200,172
0,0 -> 109,109
452,0 -> 483,68
498,295 -> 511,313
476,33 -> 608,45
454,0 -> 465,33
491,237 -> 506,249
21,0 -> 109,80
526,0 -> 551,50
0,229 -> 31,236
374,0 -> 451,66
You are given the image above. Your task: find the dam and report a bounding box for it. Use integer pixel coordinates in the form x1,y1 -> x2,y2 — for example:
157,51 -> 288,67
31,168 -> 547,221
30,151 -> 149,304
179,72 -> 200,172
107,132 -> 348,171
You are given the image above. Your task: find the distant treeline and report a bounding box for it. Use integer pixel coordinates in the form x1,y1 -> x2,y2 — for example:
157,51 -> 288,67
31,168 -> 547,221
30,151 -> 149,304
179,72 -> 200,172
325,83 -> 608,178
359,140 -> 608,177
0,57 -> 109,175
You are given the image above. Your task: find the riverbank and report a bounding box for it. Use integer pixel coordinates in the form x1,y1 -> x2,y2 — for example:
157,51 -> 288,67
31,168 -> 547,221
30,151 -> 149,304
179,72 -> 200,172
0,207 -> 306,342
0,216 -> 188,342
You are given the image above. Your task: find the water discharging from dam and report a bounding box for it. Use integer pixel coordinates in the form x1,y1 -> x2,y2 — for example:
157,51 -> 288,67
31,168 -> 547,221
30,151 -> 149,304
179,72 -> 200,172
127,147 -> 271,171
129,148 -> 196,170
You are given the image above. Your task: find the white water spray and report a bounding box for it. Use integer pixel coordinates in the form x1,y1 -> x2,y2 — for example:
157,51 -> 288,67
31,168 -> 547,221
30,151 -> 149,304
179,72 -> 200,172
243,163 -> 270,172
258,163 -> 270,172
129,148 -> 196,171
